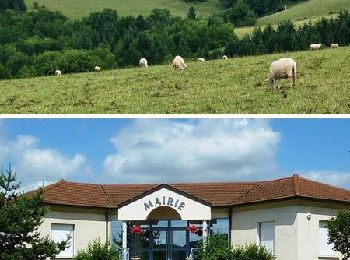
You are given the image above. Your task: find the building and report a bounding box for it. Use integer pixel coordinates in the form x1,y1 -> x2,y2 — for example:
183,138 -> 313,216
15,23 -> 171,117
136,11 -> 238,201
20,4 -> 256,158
36,174 -> 350,260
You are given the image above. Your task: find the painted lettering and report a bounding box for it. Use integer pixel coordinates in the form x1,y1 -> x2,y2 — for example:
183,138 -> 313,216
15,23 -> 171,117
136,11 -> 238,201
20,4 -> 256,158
143,196 -> 186,212
155,197 -> 162,206
174,199 -> 179,208
144,202 -> 151,211
178,202 -> 185,210
167,197 -> 174,207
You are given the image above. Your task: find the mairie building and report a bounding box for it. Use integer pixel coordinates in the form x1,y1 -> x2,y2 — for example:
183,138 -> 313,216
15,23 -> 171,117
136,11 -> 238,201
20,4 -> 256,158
35,174 -> 350,260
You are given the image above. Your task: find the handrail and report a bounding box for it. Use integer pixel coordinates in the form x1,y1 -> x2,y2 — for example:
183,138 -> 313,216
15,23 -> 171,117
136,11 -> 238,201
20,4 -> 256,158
186,248 -> 200,260
117,247 -> 129,260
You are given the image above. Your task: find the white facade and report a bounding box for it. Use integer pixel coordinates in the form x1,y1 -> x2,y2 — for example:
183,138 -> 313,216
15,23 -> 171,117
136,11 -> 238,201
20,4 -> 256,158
40,190 -> 348,260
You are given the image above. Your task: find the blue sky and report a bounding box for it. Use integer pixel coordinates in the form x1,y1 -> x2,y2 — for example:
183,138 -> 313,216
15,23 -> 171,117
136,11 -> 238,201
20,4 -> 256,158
0,118 -> 349,190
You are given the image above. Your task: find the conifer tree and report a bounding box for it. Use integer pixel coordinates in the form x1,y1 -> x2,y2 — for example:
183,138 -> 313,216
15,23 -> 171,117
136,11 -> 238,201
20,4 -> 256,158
0,165 -> 67,260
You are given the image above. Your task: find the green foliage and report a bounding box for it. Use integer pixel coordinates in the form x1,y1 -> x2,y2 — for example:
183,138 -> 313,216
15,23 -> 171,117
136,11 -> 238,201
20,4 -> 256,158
74,240 -> 119,260
198,234 -> 233,260
198,234 -> 272,260
0,8 -> 237,79
327,210 -> 350,259
187,6 -> 196,20
231,244 -> 272,260
0,165 -> 68,260
0,0 -> 26,11
224,0 -> 257,26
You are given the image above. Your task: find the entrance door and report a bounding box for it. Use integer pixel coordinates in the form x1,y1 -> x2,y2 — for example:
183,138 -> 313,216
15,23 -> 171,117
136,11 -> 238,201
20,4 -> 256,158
151,228 -> 187,260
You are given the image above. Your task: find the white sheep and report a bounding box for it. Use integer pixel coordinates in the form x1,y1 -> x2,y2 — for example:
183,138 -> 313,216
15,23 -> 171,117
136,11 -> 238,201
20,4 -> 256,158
173,55 -> 187,70
55,70 -> 61,76
139,58 -> 149,68
268,58 -> 297,88
310,44 -> 322,50
94,66 -> 101,72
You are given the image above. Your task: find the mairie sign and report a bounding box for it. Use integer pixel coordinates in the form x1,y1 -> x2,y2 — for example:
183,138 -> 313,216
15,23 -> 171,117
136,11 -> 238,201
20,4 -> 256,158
144,196 -> 185,211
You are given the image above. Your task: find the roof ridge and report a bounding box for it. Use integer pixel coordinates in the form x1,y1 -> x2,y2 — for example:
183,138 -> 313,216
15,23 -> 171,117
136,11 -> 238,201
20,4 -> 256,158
231,175 -> 297,205
293,174 -> 300,196
298,175 -> 350,193
101,185 -> 112,208
231,181 -> 267,204
43,179 -> 66,192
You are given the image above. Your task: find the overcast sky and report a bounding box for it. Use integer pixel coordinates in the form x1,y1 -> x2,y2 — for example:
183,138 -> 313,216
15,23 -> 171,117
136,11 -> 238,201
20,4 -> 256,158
0,118 -> 349,191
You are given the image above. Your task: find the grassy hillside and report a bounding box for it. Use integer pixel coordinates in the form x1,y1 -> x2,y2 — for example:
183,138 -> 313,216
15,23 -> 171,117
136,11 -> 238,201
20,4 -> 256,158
258,0 -> 350,26
1,47 -> 350,114
24,0 -> 220,19
234,0 -> 350,38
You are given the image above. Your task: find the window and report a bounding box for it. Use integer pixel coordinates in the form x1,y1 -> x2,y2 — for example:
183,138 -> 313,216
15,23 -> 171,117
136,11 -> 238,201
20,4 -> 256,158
210,218 -> 229,240
259,221 -> 275,255
51,224 -> 74,258
111,220 -> 123,247
319,221 -> 336,256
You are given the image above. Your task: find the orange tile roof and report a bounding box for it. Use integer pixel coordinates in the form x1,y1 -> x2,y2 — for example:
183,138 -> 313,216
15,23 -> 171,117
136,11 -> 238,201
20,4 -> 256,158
38,175 -> 350,208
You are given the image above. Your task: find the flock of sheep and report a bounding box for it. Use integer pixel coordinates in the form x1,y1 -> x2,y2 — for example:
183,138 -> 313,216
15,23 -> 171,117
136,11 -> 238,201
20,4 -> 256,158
53,43 -> 340,89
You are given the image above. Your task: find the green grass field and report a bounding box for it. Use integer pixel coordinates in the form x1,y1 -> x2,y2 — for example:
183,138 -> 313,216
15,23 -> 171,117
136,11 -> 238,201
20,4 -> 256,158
258,0 -> 350,26
24,0 -> 220,19
1,47 -> 350,114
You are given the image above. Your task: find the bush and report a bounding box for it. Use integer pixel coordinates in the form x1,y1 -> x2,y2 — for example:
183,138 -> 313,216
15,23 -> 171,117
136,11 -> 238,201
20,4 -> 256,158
327,210 -> 350,259
231,244 -> 272,260
198,234 -> 272,260
74,240 -> 119,260
198,234 -> 233,260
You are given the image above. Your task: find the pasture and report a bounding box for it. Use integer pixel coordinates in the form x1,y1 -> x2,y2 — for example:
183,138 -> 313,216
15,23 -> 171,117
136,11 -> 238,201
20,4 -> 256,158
24,0 -> 220,19
258,0 -> 350,26
0,47 -> 349,114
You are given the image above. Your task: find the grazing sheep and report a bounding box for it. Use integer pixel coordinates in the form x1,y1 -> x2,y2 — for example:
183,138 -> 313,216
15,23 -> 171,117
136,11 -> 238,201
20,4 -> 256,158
268,58 -> 297,88
173,55 -> 187,70
94,66 -> 101,72
310,44 -> 322,50
198,58 -> 205,62
331,43 -> 339,48
222,55 -> 228,59
55,70 -> 61,76
172,57 -> 184,70
139,58 -> 149,68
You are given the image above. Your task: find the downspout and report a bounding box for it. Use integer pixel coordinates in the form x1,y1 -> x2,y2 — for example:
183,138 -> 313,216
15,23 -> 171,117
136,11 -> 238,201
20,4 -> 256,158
106,209 -> 109,243
229,206 -> 233,243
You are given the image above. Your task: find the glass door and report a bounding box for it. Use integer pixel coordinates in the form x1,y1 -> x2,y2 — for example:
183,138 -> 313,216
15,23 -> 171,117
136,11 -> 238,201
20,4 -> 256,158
170,230 -> 187,260
152,229 -> 168,260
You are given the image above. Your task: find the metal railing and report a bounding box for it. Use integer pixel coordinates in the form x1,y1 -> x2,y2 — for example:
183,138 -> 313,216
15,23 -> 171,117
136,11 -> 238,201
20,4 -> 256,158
117,247 -> 129,260
186,248 -> 200,260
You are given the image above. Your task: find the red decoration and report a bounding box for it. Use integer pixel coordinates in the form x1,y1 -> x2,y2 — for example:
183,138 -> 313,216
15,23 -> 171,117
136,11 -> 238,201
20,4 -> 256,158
186,224 -> 198,233
130,224 -> 142,234
187,224 -> 203,236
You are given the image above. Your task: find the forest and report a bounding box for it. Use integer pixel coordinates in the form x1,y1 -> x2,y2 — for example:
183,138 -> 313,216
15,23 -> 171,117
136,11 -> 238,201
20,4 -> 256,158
0,0 -> 350,79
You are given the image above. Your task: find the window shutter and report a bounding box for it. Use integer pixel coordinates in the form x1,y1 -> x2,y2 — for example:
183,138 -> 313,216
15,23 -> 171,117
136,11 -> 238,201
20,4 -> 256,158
51,224 -> 74,258
260,222 -> 275,255
319,221 -> 335,256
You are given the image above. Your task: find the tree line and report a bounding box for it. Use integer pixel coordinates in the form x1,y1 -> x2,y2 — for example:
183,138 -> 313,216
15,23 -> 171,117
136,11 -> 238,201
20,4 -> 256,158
0,4 -> 350,80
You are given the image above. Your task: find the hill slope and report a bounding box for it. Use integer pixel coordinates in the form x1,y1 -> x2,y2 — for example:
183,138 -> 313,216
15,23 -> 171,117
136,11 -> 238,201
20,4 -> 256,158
24,0 -> 220,19
1,47 -> 350,114
258,0 -> 350,26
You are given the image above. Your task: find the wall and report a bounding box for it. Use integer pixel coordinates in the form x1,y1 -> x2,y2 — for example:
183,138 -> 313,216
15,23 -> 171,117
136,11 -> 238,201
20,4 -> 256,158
38,205 -> 108,258
231,200 -> 349,260
296,205 -> 342,260
231,202 -> 298,260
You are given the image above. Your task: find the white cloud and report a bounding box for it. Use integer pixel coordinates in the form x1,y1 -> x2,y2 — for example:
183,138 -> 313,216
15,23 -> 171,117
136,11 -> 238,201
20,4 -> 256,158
103,119 -> 281,183
0,129 -> 89,191
302,170 -> 350,188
